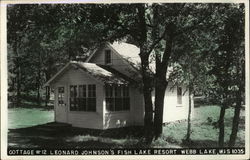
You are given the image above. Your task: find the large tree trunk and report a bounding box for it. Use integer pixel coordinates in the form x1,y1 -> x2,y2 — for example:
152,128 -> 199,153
154,74 -> 167,138
153,28 -> 173,139
137,4 -> 154,143
218,104 -> 226,147
140,51 -> 154,143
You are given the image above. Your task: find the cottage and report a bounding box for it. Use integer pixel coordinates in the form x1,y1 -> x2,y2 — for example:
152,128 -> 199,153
44,42 -> 194,129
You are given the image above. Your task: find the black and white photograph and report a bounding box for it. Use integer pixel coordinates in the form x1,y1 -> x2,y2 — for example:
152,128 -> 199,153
0,0 -> 249,159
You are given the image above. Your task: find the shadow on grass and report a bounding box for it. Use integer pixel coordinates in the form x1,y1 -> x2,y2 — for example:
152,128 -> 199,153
181,139 -> 245,148
8,122 -> 147,148
181,139 -> 218,148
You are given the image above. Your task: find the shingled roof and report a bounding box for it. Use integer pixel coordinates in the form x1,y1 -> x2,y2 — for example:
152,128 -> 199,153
72,61 -> 132,84
45,41 -> 175,87
109,42 -> 155,72
44,61 -> 132,86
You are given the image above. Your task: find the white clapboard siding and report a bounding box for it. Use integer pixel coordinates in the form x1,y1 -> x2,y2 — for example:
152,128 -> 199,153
130,87 -> 144,125
103,86 -> 144,129
52,66 -> 104,129
68,112 -> 103,129
104,112 -> 131,129
162,85 -> 191,122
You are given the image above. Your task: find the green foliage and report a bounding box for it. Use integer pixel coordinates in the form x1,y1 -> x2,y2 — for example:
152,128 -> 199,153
166,4 -> 245,103
205,4 -> 245,105
7,4 -> 122,105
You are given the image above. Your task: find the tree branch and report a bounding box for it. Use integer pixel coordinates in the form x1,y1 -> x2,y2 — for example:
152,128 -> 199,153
147,26 -> 167,54
175,5 -> 213,37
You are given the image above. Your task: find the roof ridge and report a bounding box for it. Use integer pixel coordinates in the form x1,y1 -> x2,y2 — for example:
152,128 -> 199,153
97,64 -> 139,85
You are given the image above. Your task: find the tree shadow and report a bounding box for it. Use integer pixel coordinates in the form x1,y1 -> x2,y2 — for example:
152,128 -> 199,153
181,138 -> 245,148
8,122 -> 146,148
181,139 -> 219,148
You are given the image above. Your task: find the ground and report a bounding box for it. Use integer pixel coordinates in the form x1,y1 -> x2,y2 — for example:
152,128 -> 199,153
8,105 -> 245,148
8,108 -> 54,129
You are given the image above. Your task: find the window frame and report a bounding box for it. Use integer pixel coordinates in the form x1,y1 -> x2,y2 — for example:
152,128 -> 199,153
105,84 -> 130,112
69,85 -> 78,111
87,84 -> 96,112
58,86 -> 65,106
78,85 -> 87,111
69,84 -> 96,112
104,49 -> 112,65
105,85 -> 114,111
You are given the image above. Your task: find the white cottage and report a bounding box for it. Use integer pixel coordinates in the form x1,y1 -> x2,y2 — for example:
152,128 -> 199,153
45,42 -> 193,129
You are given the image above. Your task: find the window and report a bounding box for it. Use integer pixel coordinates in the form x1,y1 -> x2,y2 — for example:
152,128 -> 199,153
123,86 -> 130,110
114,86 -> 123,111
58,87 -> 65,105
106,85 -> 114,111
70,84 -> 96,112
87,84 -> 96,111
177,86 -> 182,105
105,85 -> 130,111
78,85 -> 87,111
70,85 -> 78,110
105,50 -> 111,64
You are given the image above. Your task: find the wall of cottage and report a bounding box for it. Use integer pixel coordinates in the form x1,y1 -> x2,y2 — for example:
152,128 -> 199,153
103,86 -> 144,129
51,66 -> 104,129
151,84 -> 193,123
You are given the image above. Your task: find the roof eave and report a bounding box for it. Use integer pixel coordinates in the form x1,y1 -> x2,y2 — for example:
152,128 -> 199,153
43,62 -> 71,87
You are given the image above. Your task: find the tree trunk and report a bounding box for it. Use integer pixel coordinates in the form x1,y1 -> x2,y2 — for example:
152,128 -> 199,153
137,4 -> 154,143
45,71 -> 51,107
186,87 -> 193,142
218,104 -> 226,147
45,86 -> 50,107
229,63 -> 244,147
228,95 -> 242,147
36,69 -> 41,106
14,41 -> 21,107
143,84 -> 154,143
154,74 -> 167,139
153,27 -> 173,139
16,66 -> 21,107
37,85 -> 40,106
140,54 -> 154,143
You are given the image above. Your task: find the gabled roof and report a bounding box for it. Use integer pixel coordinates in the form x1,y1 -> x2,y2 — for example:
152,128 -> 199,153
44,61 -> 132,86
45,42 -> 176,87
109,42 -> 141,68
86,41 -> 155,73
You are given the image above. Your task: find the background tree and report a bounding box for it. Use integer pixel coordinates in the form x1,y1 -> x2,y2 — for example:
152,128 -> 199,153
151,3 -> 214,138
226,4 -> 245,147
204,4 -> 245,147
7,4 -> 110,106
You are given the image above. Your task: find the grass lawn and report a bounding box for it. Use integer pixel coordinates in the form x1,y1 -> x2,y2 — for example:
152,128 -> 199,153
8,108 -> 54,129
161,105 -> 245,148
8,105 -> 245,148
